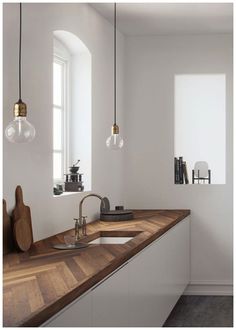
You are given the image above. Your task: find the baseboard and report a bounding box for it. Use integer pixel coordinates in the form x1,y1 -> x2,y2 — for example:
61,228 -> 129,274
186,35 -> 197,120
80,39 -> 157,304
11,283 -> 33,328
184,282 -> 233,296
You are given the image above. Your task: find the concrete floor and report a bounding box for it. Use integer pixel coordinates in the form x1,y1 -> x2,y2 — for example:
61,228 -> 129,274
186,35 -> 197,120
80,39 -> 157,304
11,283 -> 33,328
163,295 -> 233,327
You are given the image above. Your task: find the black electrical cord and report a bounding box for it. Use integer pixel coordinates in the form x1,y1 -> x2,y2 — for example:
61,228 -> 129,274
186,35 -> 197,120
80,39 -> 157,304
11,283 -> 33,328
19,3 -> 22,101
114,2 -> 116,125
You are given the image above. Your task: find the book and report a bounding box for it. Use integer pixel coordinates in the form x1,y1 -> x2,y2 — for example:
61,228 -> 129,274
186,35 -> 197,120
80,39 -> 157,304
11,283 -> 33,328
174,157 -> 189,184
183,161 -> 189,184
174,157 -> 178,184
175,158 -> 180,184
179,157 -> 184,184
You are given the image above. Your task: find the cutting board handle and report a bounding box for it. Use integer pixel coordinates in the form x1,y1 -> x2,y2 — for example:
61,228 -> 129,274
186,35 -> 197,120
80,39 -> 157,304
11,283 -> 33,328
15,185 -> 24,206
3,199 -> 14,254
3,198 -> 6,210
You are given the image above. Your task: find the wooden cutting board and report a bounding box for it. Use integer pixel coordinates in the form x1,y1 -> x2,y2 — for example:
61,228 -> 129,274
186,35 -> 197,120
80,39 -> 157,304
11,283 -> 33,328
3,199 -> 14,254
12,186 -> 33,252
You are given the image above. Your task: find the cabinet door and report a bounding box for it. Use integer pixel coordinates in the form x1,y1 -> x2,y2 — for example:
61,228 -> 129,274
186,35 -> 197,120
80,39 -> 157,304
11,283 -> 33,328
128,217 -> 190,327
42,291 -> 92,327
92,262 -> 130,326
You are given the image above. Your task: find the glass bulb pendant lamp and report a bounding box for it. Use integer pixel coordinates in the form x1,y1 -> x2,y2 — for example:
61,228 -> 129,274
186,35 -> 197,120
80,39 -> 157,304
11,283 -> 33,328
5,3 -> 35,143
106,124 -> 124,150
106,2 -> 123,150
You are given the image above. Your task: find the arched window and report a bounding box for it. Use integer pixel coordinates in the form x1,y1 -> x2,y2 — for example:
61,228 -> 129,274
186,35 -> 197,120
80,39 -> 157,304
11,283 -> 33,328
53,31 -> 92,194
53,38 -> 70,183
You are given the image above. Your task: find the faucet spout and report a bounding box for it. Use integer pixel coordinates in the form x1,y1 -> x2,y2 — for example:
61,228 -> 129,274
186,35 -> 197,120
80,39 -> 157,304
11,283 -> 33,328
78,193 -> 105,238
79,193 -> 104,221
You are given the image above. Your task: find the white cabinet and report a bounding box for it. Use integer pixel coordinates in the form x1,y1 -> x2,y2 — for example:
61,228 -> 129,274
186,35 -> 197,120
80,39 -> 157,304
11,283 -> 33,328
91,262 -> 130,326
42,291 -> 92,327
128,217 -> 190,326
128,238 -> 167,326
42,217 -> 190,327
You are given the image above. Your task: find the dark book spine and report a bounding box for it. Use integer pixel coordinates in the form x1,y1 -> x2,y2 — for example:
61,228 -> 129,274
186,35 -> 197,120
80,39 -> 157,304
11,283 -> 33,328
179,157 -> 184,184
176,159 -> 180,184
183,161 -> 189,184
174,157 -> 178,184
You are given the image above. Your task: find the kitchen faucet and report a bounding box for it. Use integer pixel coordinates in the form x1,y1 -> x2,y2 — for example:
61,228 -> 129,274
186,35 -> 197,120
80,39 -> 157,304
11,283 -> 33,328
75,193 -> 105,240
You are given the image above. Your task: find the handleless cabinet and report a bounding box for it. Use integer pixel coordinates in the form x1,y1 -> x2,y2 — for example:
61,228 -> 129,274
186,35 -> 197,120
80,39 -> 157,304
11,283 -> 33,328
42,291 -> 92,327
91,262 -> 130,326
128,216 -> 190,326
42,216 -> 190,327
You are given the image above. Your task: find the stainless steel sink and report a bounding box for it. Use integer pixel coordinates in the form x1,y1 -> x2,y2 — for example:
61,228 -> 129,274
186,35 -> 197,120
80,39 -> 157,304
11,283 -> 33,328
88,236 -> 133,244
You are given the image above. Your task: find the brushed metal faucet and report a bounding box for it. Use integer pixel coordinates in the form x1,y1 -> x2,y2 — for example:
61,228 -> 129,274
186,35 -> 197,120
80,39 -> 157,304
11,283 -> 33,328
76,193 -> 105,239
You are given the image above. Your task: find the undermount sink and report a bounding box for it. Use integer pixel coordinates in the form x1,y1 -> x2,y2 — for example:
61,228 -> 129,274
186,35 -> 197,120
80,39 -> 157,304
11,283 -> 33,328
89,236 -> 133,244
83,230 -> 143,245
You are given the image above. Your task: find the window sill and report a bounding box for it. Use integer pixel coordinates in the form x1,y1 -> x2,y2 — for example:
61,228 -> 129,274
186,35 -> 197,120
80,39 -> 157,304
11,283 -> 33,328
53,190 -> 91,198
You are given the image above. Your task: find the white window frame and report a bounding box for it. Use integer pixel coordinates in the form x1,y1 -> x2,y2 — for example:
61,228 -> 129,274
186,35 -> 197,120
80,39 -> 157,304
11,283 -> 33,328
53,38 -> 70,184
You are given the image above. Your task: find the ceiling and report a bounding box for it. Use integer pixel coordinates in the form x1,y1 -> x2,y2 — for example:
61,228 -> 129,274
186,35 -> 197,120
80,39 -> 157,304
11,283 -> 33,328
90,3 -> 233,36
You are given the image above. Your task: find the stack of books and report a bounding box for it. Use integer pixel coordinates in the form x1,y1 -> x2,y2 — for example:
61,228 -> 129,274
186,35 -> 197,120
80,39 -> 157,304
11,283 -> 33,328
174,157 -> 189,184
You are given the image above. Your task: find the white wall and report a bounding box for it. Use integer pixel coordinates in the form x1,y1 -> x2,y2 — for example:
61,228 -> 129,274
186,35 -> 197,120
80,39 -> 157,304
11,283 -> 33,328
3,3 -> 125,241
124,34 -> 233,292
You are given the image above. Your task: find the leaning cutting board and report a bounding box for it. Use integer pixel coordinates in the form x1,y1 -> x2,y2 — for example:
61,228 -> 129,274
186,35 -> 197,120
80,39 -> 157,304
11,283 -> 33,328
3,199 -> 14,254
12,186 -> 33,252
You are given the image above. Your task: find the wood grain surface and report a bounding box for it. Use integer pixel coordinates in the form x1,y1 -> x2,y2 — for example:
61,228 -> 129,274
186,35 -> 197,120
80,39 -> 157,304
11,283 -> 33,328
12,186 -> 33,252
3,199 -> 14,255
3,209 -> 190,327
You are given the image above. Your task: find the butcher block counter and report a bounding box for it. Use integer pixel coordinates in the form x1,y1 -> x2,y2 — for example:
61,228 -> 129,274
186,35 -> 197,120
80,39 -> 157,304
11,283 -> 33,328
3,209 -> 190,327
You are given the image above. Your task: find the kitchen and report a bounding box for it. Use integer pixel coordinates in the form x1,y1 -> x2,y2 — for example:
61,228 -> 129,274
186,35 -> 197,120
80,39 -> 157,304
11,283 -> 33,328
3,2 -> 233,327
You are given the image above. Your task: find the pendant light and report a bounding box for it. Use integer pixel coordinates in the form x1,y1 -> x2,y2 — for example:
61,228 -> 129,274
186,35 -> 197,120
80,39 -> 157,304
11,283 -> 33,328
106,3 -> 124,150
5,3 -> 36,143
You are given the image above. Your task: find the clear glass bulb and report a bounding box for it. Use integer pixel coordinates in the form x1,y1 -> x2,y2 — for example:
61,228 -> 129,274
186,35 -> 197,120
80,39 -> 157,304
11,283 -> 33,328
106,133 -> 124,150
5,117 -> 36,143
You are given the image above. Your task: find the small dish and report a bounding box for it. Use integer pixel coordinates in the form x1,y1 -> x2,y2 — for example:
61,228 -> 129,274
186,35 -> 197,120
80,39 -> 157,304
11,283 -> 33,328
53,242 -> 88,250
52,235 -> 88,250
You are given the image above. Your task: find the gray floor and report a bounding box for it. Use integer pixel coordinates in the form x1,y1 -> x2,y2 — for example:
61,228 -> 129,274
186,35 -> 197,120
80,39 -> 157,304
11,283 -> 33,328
163,295 -> 233,327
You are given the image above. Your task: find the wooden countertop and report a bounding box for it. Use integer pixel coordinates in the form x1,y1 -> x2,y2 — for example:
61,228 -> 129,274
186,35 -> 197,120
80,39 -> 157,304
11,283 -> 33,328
3,209 -> 190,327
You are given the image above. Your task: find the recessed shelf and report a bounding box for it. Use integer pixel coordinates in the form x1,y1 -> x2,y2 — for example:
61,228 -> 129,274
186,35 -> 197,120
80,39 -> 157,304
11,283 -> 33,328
53,191 -> 91,198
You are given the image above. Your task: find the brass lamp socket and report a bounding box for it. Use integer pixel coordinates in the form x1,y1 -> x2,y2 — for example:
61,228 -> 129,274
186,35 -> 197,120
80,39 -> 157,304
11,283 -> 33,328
112,124 -> 119,135
13,99 -> 27,117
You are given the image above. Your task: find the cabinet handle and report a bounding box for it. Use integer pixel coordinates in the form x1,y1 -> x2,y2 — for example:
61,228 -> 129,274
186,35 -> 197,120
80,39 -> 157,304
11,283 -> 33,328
92,261 -> 129,290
